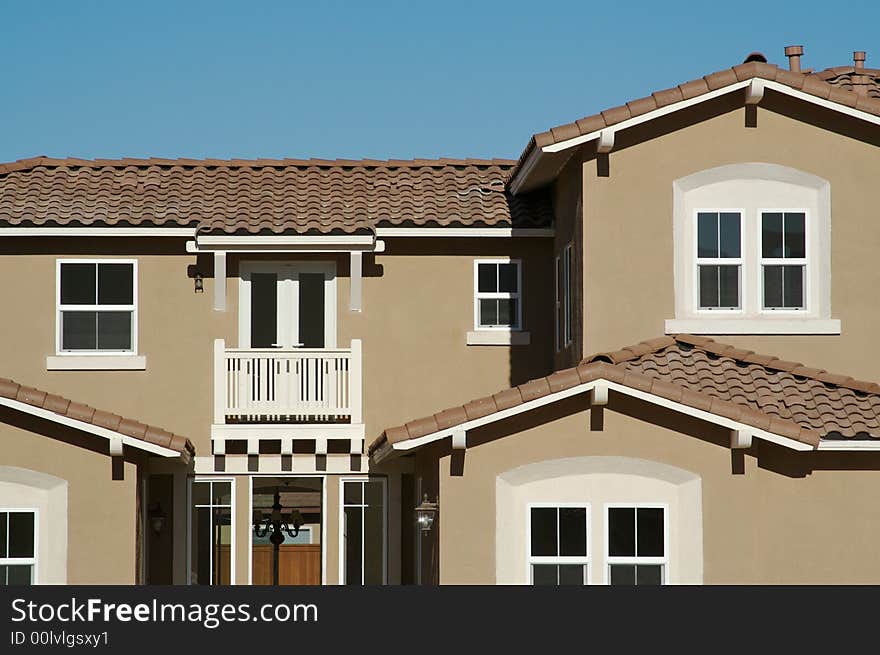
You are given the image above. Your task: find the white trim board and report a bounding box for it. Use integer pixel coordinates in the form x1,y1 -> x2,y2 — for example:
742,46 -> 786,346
188,235 -> 385,253
0,395 -> 182,458
0,227 -> 195,237
374,228 -> 554,238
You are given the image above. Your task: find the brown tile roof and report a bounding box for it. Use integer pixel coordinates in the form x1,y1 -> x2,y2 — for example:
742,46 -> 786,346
0,156 -> 553,235
0,375 -> 193,458
510,58 -> 880,184
371,336 -> 880,456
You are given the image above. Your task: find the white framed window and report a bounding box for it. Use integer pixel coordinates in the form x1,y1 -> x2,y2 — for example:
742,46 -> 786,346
604,504 -> 667,586
695,211 -> 742,311
55,259 -> 137,354
0,509 -> 37,586
340,478 -> 386,585
760,211 -> 807,310
189,479 -> 234,585
669,163 -> 838,334
527,503 -> 590,585
555,246 -> 573,351
474,259 -> 522,330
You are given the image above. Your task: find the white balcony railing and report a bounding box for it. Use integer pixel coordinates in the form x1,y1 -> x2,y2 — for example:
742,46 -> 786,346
213,339 -> 362,424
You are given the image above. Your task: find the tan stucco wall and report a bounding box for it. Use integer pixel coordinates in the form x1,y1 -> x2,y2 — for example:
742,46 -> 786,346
435,393 -> 880,584
0,417 -> 139,583
578,97 -> 880,379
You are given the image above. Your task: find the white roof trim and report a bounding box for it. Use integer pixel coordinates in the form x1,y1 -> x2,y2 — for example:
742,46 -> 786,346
510,77 -> 880,193
187,234 -> 384,253
816,440 -> 880,451
0,227 -> 195,237
374,227 -> 554,238
380,377 -> 815,461
0,396 -> 183,458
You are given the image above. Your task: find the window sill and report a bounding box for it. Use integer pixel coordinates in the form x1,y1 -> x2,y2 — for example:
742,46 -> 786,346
46,355 -> 147,370
664,318 -> 841,335
466,330 -> 531,346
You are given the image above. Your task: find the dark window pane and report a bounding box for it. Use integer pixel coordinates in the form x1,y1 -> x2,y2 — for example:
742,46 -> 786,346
718,265 -> 739,308
496,298 -> 516,327
610,564 -> 636,585
343,481 -> 362,505
191,481 -> 210,506
698,265 -> 719,308
479,299 -> 498,326
8,513 -> 34,558
212,482 -> 232,506
530,508 -> 557,557
785,213 -> 806,258
636,565 -> 663,586
97,263 -> 133,305
477,263 -> 497,293
0,513 -> 6,558
762,213 -> 784,258
719,213 -> 741,258
344,507 -> 363,585
783,265 -> 804,308
2,565 -> 33,586
697,212 -> 718,258
298,272 -> 325,348
60,263 -> 96,305
250,273 -> 277,348
498,263 -> 518,293
637,508 -> 664,557
559,508 -> 587,557
213,508 -> 232,585
608,507 -> 635,556
532,564 -> 558,585
763,266 -> 783,308
192,507 -> 211,584
558,565 -> 585,586
61,311 -> 97,350
364,480 -> 384,508
363,502 -> 384,584
97,312 -> 132,350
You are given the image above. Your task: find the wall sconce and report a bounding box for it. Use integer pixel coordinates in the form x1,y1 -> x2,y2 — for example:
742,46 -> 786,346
194,273 -> 204,293
148,502 -> 167,536
415,493 -> 438,533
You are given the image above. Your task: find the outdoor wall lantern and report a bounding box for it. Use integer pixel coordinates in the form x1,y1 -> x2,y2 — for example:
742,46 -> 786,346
415,494 -> 438,533
253,489 -> 305,585
194,272 -> 204,293
148,502 -> 167,536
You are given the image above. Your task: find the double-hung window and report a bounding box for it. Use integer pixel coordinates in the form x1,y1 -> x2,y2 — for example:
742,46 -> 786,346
0,510 -> 36,586
528,504 -> 589,585
696,211 -> 742,310
57,260 -> 137,353
341,478 -> 386,585
606,505 -> 666,585
474,260 -> 521,330
761,211 -> 806,309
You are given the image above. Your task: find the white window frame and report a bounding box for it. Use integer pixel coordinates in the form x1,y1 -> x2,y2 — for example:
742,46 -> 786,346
603,503 -> 668,586
473,258 -> 522,331
55,259 -> 138,356
187,477 -> 235,586
526,502 -> 591,585
693,209 -> 744,313
758,209 -> 810,313
338,477 -> 387,585
0,508 -> 38,585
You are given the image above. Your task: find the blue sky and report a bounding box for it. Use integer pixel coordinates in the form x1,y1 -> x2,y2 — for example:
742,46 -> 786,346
1,1 -> 878,162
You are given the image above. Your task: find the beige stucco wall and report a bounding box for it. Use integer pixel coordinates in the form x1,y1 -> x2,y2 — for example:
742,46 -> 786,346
578,96 -> 880,379
0,417 -> 139,583
435,393 -> 880,584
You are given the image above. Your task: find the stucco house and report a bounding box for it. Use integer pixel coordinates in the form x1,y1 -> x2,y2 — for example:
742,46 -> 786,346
1,45 -> 880,585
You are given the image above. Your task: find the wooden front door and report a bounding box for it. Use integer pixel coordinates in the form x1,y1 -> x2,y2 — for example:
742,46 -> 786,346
252,544 -> 321,585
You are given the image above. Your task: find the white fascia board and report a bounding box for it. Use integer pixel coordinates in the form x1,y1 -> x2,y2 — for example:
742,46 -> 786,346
189,234 -> 381,253
211,423 -> 366,441
817,440 -> 880,451
0,227 -> 195,237
386,377 -> 815,457
761,80 -> 880,128
0,396 -> 181,458
374,228 -> 554,238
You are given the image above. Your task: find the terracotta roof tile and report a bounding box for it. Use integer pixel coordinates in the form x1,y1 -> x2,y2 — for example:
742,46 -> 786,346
0,373 -> 192,457
372,334 -> 880,456
0,157 -> 553,235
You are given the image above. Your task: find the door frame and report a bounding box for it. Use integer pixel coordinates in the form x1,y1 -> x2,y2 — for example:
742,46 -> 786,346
238,261 -> 337,349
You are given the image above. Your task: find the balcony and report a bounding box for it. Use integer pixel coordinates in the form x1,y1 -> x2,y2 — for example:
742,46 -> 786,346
211,339 -> 364,473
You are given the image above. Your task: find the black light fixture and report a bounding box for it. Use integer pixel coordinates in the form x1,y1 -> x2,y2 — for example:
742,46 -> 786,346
194,273 -> 204,293
415,493 -> 438,533
253,489 -> 304,586
148,502 -> 166,536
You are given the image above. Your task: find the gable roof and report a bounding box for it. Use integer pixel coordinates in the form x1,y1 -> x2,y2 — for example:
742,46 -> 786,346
0,156 -> 553,235
0,375 -> 193,460
509,58 -> 880,192
371,335 -> 880,459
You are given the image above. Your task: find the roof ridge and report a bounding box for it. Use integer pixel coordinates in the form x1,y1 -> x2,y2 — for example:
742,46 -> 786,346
586,334 -> 880,396
0,156 -> 518,176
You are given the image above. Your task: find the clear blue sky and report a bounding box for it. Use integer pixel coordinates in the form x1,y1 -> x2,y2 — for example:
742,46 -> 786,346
2,1 -> 878,162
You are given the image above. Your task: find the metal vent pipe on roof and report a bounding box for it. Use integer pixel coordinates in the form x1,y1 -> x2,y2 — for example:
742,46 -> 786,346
854,51 -> 866,70
784,45 -> 804,72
